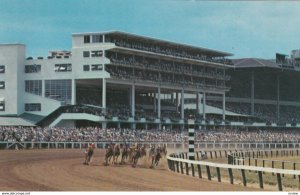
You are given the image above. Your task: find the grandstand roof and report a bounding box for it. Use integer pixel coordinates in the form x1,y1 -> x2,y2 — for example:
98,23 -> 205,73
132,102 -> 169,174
232,58 -> 280,69
73,31 -> 233,57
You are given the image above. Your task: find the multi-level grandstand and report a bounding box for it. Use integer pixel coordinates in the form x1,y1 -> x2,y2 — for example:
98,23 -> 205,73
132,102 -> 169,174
0,31 -> 232,129
1,31 -> 300,129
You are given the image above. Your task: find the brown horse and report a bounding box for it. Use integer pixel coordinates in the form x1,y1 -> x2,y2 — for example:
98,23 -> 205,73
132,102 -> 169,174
104,144 -> 114,166
112,144 -> 121,164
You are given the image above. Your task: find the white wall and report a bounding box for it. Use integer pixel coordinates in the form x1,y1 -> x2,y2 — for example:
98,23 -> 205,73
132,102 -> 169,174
0,44 -> 25,116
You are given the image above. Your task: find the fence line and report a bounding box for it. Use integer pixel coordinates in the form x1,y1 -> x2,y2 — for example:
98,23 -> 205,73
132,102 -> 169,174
1,141 -> 300,150
167,149 -> 300,191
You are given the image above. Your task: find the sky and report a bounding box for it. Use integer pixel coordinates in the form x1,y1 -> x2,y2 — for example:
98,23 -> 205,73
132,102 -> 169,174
1,0 -> 300,59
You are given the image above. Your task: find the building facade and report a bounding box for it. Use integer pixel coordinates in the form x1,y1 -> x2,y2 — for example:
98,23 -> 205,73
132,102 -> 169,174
0,31 -> 232,128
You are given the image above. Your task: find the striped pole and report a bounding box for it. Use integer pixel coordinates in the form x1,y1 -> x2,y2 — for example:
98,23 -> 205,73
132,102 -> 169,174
188,119 -> 195,160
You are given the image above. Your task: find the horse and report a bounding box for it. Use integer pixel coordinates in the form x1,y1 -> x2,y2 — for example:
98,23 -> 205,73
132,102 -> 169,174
161,144 -> 167,158
120,144 -> 129,164
150,147 -> 162,168
140,145 -> 147,158
112,144 -> 121,164
132,147 -> 142,168
148,146 -> 156,161
104,144 -> 114,166
129,144 -> 137,162
84,143 -> 95,165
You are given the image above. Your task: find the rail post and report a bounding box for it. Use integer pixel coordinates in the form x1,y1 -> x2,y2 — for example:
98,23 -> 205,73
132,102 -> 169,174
258,171 -> 264,189
282,162 -> 285,177
188,119 -> 195,161
228,168 -> 233,184
191,163 -> 195,177
294,163 -> 296,179
206,166 -> 211,180
277,173 -> 282,191
216,167 -> 221,182
241,169 -> 247,186
185,163 -> 189,175
197,164 -> 202,178
180,162 -> 184,174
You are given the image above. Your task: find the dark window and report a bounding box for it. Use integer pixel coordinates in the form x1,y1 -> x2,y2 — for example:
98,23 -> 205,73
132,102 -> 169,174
0,65 -> 5,73
84,35 -> 90,43
0,101 -> 4,111
0,81 -> 5,89
92,35 -> 103,43
83,65 -> 90,71
25,80 -> 42,96
91,50 -> 103,57
91,64 -> 103,71
45,79 -> 72,104
25,103 -> 41,111
83,51 -> 90,58
54,64 -> 72,72
25,64 -> 41,73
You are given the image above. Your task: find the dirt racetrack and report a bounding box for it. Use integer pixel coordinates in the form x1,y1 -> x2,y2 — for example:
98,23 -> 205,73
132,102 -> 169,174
0,149 -> 259,191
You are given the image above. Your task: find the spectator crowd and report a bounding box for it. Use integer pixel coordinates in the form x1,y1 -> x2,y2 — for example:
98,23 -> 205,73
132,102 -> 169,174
1,126 -> 300,143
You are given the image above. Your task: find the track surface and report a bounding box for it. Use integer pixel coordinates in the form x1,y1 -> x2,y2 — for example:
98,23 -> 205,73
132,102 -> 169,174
0,149 -> 258,191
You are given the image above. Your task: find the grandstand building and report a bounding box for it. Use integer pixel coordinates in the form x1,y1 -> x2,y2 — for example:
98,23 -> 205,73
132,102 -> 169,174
0,31 -> 232,129
189,54 -> 300,128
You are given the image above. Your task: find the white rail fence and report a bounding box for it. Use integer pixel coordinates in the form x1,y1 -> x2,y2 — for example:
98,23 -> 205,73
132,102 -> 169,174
167,149 -> 300,191
0,141 -> 300,150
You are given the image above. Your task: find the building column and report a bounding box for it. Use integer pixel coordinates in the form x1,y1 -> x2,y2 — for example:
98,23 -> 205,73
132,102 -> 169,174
196,93 -> 200,114
131,85 -> 135,118
42,80 -> 45,98
251,71 -> 255,115
203,92 -> 206,119
176,92 -> 179,112
71,79 -> 76,105
158,87 -> 161,119
277,75 -> 280,121
181,89 -> 184,120
171,93 -> 174,104
222,93 -> 226,120
102,78 -> 106,113
154,92 -> 156,113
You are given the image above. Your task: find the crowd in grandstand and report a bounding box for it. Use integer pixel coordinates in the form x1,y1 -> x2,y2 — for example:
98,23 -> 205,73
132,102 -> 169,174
1,126 -> 300,143
105,35 -> 233,65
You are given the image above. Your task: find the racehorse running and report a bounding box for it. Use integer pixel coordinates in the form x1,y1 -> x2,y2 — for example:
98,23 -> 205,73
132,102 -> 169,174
120,144 -> 129,164
150,147 -> 162,168
132,147 -> 142,168
104,144 -> 114,166
84,143 -> 95,165
112,144 -> 121,164
148,145 -> 156,161
161,144 -> 167,158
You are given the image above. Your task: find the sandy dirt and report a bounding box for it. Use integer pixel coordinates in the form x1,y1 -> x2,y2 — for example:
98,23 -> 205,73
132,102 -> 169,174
0,149 -> 260,191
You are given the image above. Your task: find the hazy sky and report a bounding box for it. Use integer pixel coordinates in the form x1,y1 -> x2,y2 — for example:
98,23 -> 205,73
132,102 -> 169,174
1,0 -> 300,59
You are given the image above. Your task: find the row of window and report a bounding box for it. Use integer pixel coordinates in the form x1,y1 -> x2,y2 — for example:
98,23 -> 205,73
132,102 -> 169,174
0,65 -> 5,73
83,64 -> 103,71
0,102 -> 40,112
83,50 -> 103,58
84,34 -> 103,43
25,79 -> 72,104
